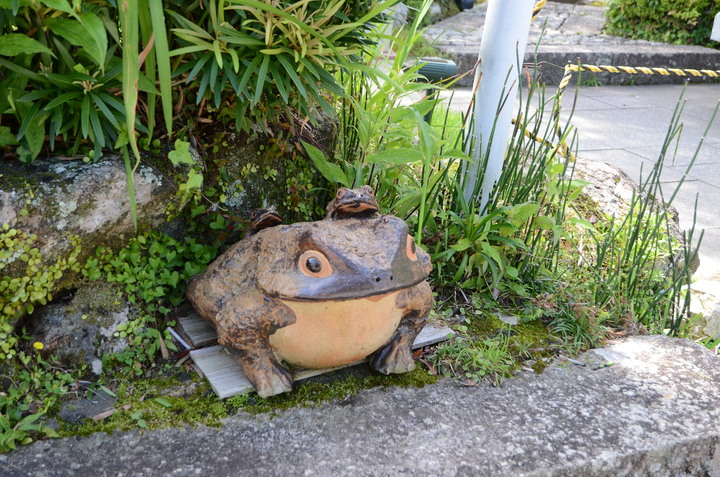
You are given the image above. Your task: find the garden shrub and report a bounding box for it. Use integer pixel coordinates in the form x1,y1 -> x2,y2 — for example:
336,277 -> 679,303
605,0 -> 720,46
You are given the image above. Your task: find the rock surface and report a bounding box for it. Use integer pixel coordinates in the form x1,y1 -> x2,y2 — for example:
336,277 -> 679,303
0,156 -> 182,299
27,282 -> 131,374
573,158 -> 699,275
2,335 -> 719,476
688,277 -> 720,340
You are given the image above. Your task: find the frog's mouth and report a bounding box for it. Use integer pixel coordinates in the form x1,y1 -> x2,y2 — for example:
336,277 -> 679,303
337,201 -> 378,213
264,271 -> 427,302
255,212 -> 282,228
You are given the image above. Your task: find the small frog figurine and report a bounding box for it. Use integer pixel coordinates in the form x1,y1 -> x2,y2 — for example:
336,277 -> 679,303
244,206 -> 283,238
325,185 -> 379,220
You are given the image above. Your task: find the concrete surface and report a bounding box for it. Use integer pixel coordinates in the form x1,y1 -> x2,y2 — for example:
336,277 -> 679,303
426,1 -> 720,86
1,336 -> 719,476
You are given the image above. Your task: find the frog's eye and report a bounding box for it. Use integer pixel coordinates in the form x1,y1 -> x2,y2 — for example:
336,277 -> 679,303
406,235 -> 418,261
336,187 -> 348,199
362,185 -> 374,196
299,250 -> 333,278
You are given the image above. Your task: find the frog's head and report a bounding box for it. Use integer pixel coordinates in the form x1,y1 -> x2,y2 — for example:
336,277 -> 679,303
255,216 -> 431,301
249,206 -> 282,231
327,185 -> 379,218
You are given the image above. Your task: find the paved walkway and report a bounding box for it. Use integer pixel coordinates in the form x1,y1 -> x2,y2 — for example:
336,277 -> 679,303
441,83 -> 720,279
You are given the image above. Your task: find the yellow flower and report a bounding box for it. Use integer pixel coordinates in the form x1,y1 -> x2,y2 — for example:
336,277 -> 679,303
33,342 -> 44,350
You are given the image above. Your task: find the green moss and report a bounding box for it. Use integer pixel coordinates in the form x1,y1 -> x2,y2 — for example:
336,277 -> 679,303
63,282 -> 126,326
58,364 -> 438,437
228,366 -> 439,415
435,302 -> 560,383
60,374 -> 228,437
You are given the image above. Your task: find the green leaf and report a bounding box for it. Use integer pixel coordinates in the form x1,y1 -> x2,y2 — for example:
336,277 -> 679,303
46,16 -> 106,68
42,426 -> 59,438
78,13 -> 108,68
0,34 -> 54,57
43,92 -> 80,111
91,92 -> 120,128
148,0 -> 173,135
0,126 -> 18,147
534,215 -> 556,230
40,0 -> 76,16
190,205 -> 206,218
81,94 -> 91,139
301,140 -> 349,187
21,113 -> 46,162
98,384 -> 117,397
276,53 -> 309,100
88,106 -> 105,149
451,237 -> 473,252
481,242 -> 503,266
212,40 -> 223,68
566,217 -> 597,232
183,169 -> 203,190
120,0 -> 141,166
509,202 -> 540,225
168,140 -> 194,166
154,397 -> 172,408
443,149 -> 469,160
366,148 -> 424,164
253,54 -> 270,104
271,64 -> 289,104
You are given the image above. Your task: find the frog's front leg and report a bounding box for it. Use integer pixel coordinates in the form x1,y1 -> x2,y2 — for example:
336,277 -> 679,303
215,292 -> 296,397
370,281 -> 433,374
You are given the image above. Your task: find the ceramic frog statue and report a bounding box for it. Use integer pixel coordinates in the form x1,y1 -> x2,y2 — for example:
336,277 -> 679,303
324,185 -> 379,220
186,212 -> 433,397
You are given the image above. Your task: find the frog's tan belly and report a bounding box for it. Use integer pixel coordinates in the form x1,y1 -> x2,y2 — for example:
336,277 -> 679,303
269,291 -> 402,369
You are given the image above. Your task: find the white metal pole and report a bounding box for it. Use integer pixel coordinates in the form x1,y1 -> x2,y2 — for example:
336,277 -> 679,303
462,0 -> 534,210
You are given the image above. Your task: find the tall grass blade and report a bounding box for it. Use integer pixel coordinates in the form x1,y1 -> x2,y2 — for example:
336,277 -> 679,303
122,146 -> 138,232
120,0 -> 142,167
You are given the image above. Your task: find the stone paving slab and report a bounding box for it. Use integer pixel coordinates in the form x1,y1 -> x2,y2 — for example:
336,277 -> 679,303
2,336 -> 718,476
425,1 -> 720,86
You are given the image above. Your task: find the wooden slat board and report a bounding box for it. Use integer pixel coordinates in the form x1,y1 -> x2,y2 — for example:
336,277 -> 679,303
188,322 -> 454,399
177,314 -> 218,348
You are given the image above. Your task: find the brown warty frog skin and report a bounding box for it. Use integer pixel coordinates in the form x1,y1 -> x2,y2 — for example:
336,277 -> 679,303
325,185 -> 379,220
186,214 -> 434,398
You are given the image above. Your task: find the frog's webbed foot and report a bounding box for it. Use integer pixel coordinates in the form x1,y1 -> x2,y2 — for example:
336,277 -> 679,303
215,294 -> 296,397
228,349 -> 293,398
370,281 -> 433,375
370,330 -> 417,374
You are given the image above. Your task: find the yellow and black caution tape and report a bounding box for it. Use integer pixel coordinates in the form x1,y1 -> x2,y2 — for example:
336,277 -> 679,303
557,63 -> 720,98
549,62 -> 720,158
532,0 -> 547,22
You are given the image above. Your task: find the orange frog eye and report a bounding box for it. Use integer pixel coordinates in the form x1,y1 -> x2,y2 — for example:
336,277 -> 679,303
336,187 -> 348,199
362,185 -> 374,196
406,235 -> 418,261
299,250 -> 333,278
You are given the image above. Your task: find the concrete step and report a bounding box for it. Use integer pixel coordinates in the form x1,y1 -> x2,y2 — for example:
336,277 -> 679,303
3,335 -> 719,475
424,2 -> 720,87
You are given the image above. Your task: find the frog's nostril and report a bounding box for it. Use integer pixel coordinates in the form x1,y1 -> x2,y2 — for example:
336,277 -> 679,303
390,275 -> 394,281
375,277 -> 381,282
